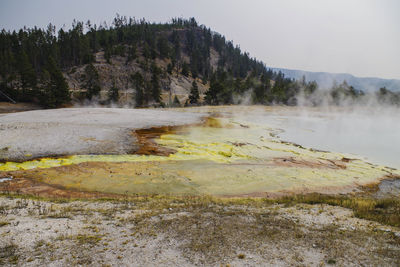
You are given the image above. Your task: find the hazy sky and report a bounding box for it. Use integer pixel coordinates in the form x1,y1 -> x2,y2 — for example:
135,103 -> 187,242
1,0 -> 399,79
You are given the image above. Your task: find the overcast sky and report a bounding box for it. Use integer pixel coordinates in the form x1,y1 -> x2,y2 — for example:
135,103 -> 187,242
1,0 -> 399,79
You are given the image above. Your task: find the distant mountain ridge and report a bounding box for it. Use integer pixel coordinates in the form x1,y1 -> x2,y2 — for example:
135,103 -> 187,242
271,68 -> 400,92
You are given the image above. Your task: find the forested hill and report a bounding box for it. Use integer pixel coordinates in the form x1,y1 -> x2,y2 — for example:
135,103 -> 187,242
0,16 -> 313,108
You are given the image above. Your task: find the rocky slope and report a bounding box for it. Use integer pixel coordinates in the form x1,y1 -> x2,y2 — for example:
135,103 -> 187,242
64,49 -> 212,106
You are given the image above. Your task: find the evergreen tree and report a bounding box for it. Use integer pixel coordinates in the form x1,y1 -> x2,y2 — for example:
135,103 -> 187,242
143,43 -> 151,60
190,49 -> 200,79
253,75 -> 271,104
253,84 -> 266,104
40,56 -> 70,108
205,80 -> 223,105
108,82 -> 119,103
189,80 -> 200,104
17,51 -> 38,101
84,63 -> 101,100
150,64 -> 161,103
0,16 -> 299,107
126,45 -> 136,63
157,36 -> 170,58
167,63 -> 173,74
304,80 -> 317,95
104,47 -> 111,64
181,62 -> 189,76
171,30 -> 181,60
39,69 -> 54,107
131,72 -> 145,107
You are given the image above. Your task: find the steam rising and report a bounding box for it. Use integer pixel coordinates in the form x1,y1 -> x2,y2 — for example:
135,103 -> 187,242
70,75 -> 400,170
282,85 -> 400,168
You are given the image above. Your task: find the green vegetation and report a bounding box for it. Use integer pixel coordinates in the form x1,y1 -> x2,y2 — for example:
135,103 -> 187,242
278,193 -> 400,227
0,220 -> 10,227
131,72 -> 145,107
107,82 -> 119,103
38,56 -> 71,108
1,16 -> 398,107
0,243 -> 18,265
301,79 -> 400,106
0,16 -> 302,107
150,63 -> 162,104
376,86 -> 400,105
83,63 -> 101,100
189,80 -> 199,104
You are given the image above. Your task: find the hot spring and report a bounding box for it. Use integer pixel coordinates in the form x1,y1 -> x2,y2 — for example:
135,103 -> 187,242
255,106 -> 400,169
0,106 -> 398,196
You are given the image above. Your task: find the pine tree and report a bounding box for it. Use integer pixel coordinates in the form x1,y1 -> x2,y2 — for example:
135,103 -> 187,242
126,45 -> 136,63
150,64 -> 161,103
108,82 -> 119,103
181,62 -> 189,76
189,80 -> 200,104
104,47 -> 111,64
18,51 -> 38,101
131,72 -> 145,107
205,79 -> 223,105
171,30 -> 181,60
143,43 -> 151,60
39,69 -> 55,108
253,84 -> 266,104
0,16 -> 301,108
253,75 -> 270,104
167,63 -> 173,74
151,73 -> 161,103
40,56 -> 70,108
157,36 -> 170,58
84,63 -> 101,100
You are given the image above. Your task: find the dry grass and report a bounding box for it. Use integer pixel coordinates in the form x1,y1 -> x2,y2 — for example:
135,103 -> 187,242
0,243 -> 18,265
0,192 -> 399,266
1,191 -> 400,227
121,201 -> 400,265
277,194 -> 400,227
0,220 -> 9,227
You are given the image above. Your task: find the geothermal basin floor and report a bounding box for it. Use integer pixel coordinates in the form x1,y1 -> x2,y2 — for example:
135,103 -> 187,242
1,106 -> 399,197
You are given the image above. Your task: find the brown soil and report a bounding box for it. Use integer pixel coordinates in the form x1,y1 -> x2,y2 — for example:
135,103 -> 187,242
0,102 -> 40,114
134,126 -> 180,156
0,175 -> 122,199
132,117 -> 217,156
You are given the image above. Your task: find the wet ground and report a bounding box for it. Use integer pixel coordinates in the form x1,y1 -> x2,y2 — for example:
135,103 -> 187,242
375,178 -> 400,198
1,106 -> 399,197
0,107 -> 203,162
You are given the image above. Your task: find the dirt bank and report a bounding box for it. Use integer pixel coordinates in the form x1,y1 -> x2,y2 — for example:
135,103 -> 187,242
0,102 -> 40,114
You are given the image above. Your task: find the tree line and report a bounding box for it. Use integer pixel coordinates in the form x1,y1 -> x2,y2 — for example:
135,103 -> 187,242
0,16 -> 316,107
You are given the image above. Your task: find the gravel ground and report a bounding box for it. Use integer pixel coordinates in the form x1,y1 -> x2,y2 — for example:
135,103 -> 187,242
0,197 -> 399,266
0,108 -> 204,161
